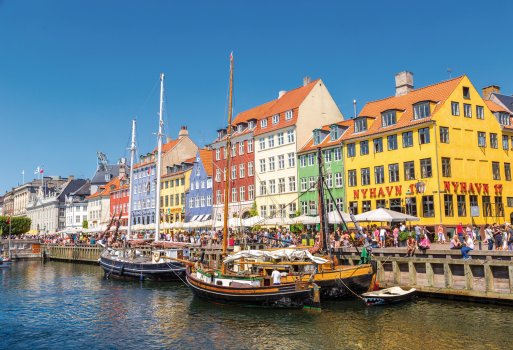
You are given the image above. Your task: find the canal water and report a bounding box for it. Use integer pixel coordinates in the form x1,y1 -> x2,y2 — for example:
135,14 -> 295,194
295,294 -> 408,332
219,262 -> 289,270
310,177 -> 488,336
1,261 -> 511,350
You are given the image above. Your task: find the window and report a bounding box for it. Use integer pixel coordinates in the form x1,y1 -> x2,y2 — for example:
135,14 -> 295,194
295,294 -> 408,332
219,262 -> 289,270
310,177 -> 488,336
259,138 -> 266,150
387,134 -> 398,150
347,143 -> 356,157
439,126 -> 450,143
349,201 -> 358,215
404,161 -> 415,180
268,135 -> 274,148
422,195 -> 435,217
307,153 -> 315,166
288,153 -> 295,167
260,205 -> 267,218
451,102 -> 460,116
503,135 -> 509,150
248,162 -> 254,176
361,168 -> 370,186
309,176 -> 316,190
326,173 -> 333,188
300,155 -> 306,167
288,176 -> 296,192
260,119 -> 267,128
268,157 -> 275,171
505,163 -> 511,181
313,130 -> 322,145
402,131 -> 413,147
336,198 -> 343,211
195,196 -> 199,208
287,130 -> 295,143
259,159 -> 266,173
362,200 -> 371,213
492,162 -> 501,180
301,178 -> 307,191
289,203 -> 296,216
207,179 -> 212,188
301,201 -> 308,214
278,178 -> 285,193
272,114 -> 279,124
309,201 -> 317,215
490,133 -> 498,149
334,148 -> 341,161
231,143 -> 236,157
457,195 -> 466,217
277,132 -> 284,145
200,196 -> 206,207
373,138 -> 383,153
348,170 -> 357,187
406,197 -> 417,216
237,187 -> 244,202
420,158 -> 432,178
508,197 -> 513,207
248,120 -> 255,129
413,102 -> 430,119
419,128 -> 430,144
495,196 -> 504,217
463,86 -> 470,99
463,104 -> 472,118
376,199 -> 386,209
478,132 -> 486,147
247,139 -> 253,152
335,172 -> 343,187
216,190 -> 222,204
381,110 -> 396,127
207,195 -> 212,206
279,204 -> 286,218
278,155 -> 285,169
239,164 -> 245,178
231,165 -> 236,179
248,185 -> 254,200
499,112 -> 511,126
483,196 -> 492,217
285,110 -> 293,120
442,157 -> 451,177
215,148 -> 220,160
239,141 -> 244,155
354,118 -> 367,132
215,169 -> 221,182
330,125 -> 339,140
260,181 -> 267,195
444,194 -> 454,217
323,150 -> 332,163
269,180 -> 276,194
476,105 -> 484,119
389,163 -> 399,182
360,140 -> 369,155
375,166 -> 384,184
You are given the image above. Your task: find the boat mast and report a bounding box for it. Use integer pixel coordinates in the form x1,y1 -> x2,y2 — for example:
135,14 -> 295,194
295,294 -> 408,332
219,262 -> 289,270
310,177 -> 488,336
155,73 -> 165,243
317,148 -> 330,255
127,119 -> 136,240
222,53 -> 234,259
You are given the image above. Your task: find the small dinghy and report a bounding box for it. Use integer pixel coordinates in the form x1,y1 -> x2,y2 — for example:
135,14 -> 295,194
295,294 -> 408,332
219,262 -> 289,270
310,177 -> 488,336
361,286 -> 416,306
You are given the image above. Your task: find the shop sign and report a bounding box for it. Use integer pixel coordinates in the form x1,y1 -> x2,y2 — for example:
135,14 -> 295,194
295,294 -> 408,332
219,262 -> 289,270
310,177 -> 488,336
443,181 -> 503,195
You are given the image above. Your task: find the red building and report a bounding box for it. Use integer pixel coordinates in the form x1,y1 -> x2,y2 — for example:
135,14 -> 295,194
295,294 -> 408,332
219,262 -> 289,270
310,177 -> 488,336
108,176 -> 130,226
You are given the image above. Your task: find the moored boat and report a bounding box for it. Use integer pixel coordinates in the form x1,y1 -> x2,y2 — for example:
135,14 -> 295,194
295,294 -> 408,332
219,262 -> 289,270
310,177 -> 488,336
361,286 -> 416,306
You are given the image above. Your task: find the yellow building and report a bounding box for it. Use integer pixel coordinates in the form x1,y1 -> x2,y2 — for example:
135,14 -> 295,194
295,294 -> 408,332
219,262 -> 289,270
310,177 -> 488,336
160,159 -> 194,223
342,72 -> 513,228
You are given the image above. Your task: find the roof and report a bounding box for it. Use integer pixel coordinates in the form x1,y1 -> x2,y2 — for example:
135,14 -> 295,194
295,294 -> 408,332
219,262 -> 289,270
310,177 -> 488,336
298,120 -> 352,153
490,93 -> 513,114
198,149 -> 213,176
91,164 -> 119,185
342,76 -> 464,141
70,180 -> 91,197
485,99 -> 510,113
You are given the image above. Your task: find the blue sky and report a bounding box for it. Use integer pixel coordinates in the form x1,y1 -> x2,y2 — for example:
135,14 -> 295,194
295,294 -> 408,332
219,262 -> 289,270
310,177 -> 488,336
1,0 -> 512,194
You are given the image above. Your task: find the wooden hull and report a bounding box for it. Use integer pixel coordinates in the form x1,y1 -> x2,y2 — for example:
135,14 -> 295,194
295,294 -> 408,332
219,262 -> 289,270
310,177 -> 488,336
100,255 -> 185,281
186,269 -> 314,308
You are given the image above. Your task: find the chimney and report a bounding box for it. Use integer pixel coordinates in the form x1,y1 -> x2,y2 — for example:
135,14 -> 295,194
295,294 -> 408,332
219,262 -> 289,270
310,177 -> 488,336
178,125 -> 189,139
166,136 -> 172,143
395,71 -> 414,96
119,164 -> 126,178
303,76 -> 311,86
278,90 -> 287,99
68,175 -> 74,181
482,85 -> 500,100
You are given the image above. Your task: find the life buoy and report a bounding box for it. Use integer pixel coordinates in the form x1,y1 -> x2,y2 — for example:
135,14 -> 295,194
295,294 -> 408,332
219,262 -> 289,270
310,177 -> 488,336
153,252 -> 160,262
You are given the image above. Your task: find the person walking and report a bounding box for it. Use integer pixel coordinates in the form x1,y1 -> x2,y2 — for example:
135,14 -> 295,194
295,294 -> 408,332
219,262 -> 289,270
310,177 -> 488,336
484,224 -> 494,250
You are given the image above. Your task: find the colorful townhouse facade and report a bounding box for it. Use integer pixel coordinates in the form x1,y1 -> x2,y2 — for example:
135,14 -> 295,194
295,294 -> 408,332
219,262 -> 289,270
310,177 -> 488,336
160,160 -> 193,223
109,176 -> 129,227
184,149 -> 214,222
338,72 -> 513,228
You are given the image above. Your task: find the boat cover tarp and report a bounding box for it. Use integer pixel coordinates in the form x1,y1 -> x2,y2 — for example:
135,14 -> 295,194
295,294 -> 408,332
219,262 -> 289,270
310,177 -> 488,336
223,248 -> 329,265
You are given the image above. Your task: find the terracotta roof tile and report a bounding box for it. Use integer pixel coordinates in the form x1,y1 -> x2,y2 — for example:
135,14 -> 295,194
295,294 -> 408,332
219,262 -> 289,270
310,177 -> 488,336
198,149 -> 213,177
485,100 -> 510,113
298,120 -> 352,153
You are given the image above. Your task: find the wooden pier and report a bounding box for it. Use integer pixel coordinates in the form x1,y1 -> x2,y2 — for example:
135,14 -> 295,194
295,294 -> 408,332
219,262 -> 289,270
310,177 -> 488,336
43,244 -> 102,263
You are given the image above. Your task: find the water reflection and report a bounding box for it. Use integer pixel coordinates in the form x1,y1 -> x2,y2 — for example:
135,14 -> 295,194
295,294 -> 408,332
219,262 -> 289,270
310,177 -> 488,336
0,261 -> 511,350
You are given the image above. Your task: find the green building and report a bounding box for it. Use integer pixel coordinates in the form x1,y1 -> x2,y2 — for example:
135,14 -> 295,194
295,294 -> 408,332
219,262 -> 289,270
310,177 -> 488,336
297,122 -> 350,216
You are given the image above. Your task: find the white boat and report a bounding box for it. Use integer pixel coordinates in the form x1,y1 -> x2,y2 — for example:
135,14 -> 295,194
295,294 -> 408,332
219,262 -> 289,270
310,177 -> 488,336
361,286 -> 416,306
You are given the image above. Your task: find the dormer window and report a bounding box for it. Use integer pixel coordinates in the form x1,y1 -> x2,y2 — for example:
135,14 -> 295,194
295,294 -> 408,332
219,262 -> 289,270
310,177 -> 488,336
237,124 -> 243,133
354,118 -> 367,133
413,102 -> 431,120
330,125 -> 339,140
498,112 -> 511,126
381,110 -> 397,127
313,130 -> 322,145
272,114 -> 279,124
248,120 -> 255,129
261,119 -> 268,128
285,110 -> 293,120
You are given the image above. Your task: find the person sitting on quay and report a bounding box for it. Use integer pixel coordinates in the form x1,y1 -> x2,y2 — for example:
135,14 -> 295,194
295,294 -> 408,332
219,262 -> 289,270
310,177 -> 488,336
450,235 -> 462,250
418,234 -> 431,254
437,224 -> 446,244
405,235 -> 416,257
461,234 -> 474,260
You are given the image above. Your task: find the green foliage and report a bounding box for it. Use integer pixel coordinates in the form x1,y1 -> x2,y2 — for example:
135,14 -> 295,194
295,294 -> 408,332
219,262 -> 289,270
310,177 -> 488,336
248,201 -> 259,217
0,216 -> 31,236
398,230 -> 413,242
290,210 -> 303,233
82,220 -> 89,229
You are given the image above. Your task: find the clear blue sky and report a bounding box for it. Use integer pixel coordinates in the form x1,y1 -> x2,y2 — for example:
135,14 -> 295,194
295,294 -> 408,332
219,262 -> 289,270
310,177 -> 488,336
1,0 -> 512,194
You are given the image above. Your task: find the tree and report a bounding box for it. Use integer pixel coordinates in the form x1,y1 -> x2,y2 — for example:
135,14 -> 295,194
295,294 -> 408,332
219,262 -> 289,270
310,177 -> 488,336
0,216 -> 31,236
248,201 -> 259,217
82,220 -> 89,229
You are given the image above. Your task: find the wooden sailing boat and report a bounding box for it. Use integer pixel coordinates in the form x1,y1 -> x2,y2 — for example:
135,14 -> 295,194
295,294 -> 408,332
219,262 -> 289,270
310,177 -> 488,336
100,74 -> 187,281
185,53 -> 319,308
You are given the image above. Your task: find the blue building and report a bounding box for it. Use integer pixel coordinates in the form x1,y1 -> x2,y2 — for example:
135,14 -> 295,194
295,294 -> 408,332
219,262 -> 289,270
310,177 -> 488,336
132,157 -> 157,225
185,149 -> 213,222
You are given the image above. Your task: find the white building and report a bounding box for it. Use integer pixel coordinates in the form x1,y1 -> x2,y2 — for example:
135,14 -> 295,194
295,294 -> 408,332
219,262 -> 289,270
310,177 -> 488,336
64,181 -> 91,230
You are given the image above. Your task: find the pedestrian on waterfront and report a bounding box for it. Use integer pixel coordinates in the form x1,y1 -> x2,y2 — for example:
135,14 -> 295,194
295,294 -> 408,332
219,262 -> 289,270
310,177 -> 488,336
437,224 -> 446,244
406,235 -> 416,257
484,224 -> 494,250
400,222 -> 406,232
414,224 -> 421,242
456,222 -> 464,243
334,228 -> 341,249
271,268 -> 281,285
393,225 -> 399,248
461,234 -> 474,260
507,224 -> 513,251
379,226 -> 386,248
502,225 -> 509,251
450,235 -> 462,250
493,224 -> 503,251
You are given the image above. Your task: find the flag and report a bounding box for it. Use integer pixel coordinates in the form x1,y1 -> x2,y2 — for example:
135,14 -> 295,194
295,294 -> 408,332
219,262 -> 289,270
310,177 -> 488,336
147,167 -> 151,175
34,166 -> 44,175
